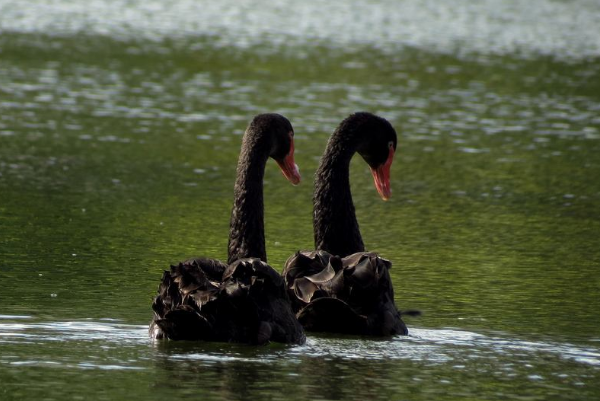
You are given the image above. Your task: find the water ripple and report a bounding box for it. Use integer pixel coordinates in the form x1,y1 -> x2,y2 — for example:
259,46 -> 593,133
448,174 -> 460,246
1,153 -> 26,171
4,317 -> 596,369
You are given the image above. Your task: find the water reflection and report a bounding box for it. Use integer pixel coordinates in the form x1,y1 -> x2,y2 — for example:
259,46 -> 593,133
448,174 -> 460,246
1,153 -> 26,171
152,333 -> 600,399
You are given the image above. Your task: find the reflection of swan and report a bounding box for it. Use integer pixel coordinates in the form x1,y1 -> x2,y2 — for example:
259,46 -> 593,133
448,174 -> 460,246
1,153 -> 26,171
283,112 -> 408,335
150,340 -> 398,401
150,114 -> 305,344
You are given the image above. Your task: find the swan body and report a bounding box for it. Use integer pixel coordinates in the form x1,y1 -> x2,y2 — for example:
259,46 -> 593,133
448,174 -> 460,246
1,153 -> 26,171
150,114 -> 305,344
283,112 -> 409,336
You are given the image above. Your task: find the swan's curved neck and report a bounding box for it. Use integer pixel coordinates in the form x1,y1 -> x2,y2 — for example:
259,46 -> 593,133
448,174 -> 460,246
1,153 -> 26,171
227,141 -> 269,264
313,133 -> 365,257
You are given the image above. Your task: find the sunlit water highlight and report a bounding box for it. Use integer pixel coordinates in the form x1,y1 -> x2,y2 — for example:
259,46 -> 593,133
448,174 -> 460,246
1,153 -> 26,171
1,0 -> 600,59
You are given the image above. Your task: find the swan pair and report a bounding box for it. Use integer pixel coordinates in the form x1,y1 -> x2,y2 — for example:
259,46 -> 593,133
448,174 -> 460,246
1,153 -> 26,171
150,112 -> 406,345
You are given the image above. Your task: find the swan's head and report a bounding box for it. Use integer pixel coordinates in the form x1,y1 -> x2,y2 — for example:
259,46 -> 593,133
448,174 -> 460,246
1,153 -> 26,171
250,113 -> 301,185
353,113 -> 397,200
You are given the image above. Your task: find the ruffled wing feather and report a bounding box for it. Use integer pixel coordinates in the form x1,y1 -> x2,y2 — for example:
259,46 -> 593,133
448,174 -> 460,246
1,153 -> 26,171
150,257 -> 305,344
283,250 -> 408,336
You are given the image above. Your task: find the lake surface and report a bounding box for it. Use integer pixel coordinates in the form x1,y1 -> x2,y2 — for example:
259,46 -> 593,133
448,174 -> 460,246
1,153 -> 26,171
1,0 -> 600,400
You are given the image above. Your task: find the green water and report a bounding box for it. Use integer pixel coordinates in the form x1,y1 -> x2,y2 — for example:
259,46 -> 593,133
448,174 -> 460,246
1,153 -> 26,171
2,1 -> 600,400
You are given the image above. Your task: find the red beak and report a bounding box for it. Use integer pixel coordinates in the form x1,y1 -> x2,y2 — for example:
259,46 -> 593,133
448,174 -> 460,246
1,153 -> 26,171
276,135 -> 301,185
369,146 -> 394,200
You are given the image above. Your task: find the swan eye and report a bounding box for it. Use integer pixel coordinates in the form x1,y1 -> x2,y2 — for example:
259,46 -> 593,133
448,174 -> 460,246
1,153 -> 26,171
388,141 -> 394,149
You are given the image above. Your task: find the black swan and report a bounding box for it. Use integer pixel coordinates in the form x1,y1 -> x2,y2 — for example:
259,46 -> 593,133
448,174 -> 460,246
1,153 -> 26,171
150,113 -> 306,345
283,112 -> 409,336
